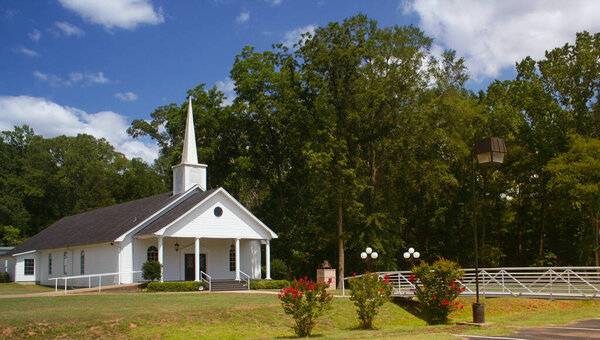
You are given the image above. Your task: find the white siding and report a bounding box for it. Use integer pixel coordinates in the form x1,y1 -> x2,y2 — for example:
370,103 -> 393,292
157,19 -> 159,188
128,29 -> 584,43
162,192 -> 271,240
14,253 -> 38,283
37,244 -> 119,286
120,236 -> 134,283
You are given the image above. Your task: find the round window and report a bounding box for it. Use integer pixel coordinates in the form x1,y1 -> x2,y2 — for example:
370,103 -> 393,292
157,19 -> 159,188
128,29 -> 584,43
214,206 -> 223,217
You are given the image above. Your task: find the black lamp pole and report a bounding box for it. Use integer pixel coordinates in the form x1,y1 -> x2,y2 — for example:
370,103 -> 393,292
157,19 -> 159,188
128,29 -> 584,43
471,137 -> 506,324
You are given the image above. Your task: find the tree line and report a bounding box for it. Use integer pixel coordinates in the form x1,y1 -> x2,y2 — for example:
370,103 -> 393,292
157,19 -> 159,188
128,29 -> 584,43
0,126 -> 167,245
3,15 -> 598,283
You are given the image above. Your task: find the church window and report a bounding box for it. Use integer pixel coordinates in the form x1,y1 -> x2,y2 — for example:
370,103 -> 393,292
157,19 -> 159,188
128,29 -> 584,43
63,252 -> 68,274
48,254 -> 52,275
229,245 -> 235,271
80,250 -> 85,275
24,259 -> 34,275
147,246 -> 158,262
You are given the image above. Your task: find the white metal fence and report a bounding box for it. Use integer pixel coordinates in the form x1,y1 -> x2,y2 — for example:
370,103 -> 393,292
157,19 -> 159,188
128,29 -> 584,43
49,271 -> 143,294
344,267 -> 600,300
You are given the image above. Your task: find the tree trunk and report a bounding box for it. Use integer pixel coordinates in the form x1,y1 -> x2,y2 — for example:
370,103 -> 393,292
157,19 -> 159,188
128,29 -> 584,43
594,213 -> 599,267
337,198 -> 344,289
539,198 -> 546,259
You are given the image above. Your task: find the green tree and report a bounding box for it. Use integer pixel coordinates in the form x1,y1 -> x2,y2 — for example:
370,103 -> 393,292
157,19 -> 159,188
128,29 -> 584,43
547,134 -> 600,266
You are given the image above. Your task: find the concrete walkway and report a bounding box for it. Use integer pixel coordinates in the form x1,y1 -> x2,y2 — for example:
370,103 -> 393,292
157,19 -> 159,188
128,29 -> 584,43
458,319 -> 600,340
0,282 -> 143,298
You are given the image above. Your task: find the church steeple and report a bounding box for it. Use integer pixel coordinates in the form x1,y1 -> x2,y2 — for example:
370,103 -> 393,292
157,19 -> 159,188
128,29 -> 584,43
172,96 -> 207,194
181,96 -> 198,164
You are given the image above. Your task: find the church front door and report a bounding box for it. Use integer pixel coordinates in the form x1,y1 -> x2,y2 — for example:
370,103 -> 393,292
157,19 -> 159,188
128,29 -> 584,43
184,253 -> 206,281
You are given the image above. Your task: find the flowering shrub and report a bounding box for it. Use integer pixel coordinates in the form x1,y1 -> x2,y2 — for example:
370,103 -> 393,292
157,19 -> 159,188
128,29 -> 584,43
348,272 -> 394,329
278,278 -> 333,337
411,259 -> 465,324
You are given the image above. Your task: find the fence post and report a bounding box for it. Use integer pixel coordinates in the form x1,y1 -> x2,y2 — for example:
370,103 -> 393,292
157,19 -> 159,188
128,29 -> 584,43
64,278 -> 67,295
99,275 -> 102,292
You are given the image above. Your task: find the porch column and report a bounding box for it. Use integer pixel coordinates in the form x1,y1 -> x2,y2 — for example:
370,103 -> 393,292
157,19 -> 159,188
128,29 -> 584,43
265,239 -> 271,280
235,238 -> 240,281
158,236 -> 164,282
195,237 -> 200,282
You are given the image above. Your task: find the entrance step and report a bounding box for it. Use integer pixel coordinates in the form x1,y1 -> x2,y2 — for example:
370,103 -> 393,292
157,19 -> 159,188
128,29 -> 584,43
210,279 -> 248,292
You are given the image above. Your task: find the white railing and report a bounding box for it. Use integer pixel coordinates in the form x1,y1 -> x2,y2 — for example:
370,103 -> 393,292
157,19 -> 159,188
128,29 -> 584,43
344,267 -> 600,300
49,271 -> 143,294
238,270 -> 251,290
200,271 -> 212,291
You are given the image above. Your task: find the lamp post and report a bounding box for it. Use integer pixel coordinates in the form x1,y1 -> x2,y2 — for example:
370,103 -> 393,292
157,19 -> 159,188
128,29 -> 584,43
361,247 -> 379,272
471,137 -> 506,324
403,247 -> 420,267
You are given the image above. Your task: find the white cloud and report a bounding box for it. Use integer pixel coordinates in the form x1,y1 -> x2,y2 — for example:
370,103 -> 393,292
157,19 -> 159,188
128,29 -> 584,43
58,0 -> 164,30
283,24 -> 316,48
34,70 -> 109,87
15,46 -> 39,57
28,29 -> 41,41
0,96 -> 159,162
114,91 -> 139,102
54,21 -> 85,37
215,77 -> 236,106
236,11 -> 250,24
265,0 -> 282,5
405,0 -> 600,81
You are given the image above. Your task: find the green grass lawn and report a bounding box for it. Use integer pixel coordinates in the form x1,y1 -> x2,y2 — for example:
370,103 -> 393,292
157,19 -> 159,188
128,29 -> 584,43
0,283 -> 55,295
1,290 -> 599,339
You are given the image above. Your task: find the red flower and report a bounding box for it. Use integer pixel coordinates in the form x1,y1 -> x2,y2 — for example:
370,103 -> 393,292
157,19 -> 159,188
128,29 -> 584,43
298,278 -> 303,283
408,274 -> 415,282
328,278 -> 332,284
442,299 -> 449,305
353,272 -> 357,277
384,279 -> 389,284
432,294 -> 436,299
379,289 -> 383,294
460,305 -> 463,309
384,274 -> 390,279
309,284 -> 314,290
304,276 -> 308,281
292,294 -> 297,299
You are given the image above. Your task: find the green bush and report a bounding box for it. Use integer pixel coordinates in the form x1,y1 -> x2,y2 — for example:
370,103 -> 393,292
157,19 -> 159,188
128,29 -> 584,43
0,273 -> 9,283
412,258 -> 465,324
348,273 -> 393,329
142,261 -> 162,281
250,280 -> 290,290
261,259 -> 288,280
147,281 -> 208,292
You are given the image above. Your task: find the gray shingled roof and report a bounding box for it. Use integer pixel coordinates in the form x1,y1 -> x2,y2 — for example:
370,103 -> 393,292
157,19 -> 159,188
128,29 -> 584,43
9,188 -> 215,255
136,188 -> 216,235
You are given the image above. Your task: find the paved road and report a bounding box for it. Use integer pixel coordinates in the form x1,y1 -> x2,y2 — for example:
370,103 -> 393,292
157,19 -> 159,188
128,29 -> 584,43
459,319 -> 600,340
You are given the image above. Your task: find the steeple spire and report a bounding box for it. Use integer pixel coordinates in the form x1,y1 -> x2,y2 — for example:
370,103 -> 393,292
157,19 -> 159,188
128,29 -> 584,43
172,96 -> 207,194
181,96 -> 198,164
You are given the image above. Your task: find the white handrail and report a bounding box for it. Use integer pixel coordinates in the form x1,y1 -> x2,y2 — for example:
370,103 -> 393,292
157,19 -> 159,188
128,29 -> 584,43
200,271 -> 212,291
49,271 -> 142,294
239,270 -> 251,290
350,267 -> 600,300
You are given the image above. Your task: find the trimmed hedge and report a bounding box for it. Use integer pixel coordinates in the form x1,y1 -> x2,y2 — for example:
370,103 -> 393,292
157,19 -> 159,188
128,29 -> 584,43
147,281 -> 208,292
250,280 -> 290,290
0,273 -> 9,283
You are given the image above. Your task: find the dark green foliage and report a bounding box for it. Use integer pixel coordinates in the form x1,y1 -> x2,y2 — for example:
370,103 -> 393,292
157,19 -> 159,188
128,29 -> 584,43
146,281 -> 208,292
250,280 -> 290,290
0,273 -> 9,283
0,127 -> 166,245
142,261 -> 162,282
126,22 -> 600,276
412,259 -> 465,324
348,273 -> 393,329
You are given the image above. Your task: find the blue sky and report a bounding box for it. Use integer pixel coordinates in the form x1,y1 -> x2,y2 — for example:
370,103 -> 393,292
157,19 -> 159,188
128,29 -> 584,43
1,0 -> 599,162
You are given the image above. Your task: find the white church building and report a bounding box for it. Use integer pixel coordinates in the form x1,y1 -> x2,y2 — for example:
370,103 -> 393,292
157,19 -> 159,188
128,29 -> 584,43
1,98 -> 277,287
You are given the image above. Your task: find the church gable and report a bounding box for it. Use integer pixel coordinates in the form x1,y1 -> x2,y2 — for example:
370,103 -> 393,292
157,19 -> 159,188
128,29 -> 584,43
157,189 -> 276,240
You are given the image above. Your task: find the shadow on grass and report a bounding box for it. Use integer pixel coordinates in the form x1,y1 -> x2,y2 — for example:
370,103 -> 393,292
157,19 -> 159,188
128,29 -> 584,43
392,297 -> 425,321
